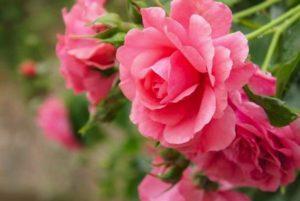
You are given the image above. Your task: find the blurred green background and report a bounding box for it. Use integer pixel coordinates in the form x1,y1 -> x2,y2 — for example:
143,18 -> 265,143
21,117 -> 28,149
0,0 -> 299,201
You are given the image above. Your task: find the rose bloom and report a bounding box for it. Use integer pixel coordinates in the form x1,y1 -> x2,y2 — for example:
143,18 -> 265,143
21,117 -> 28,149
56,0 -> 116,105
117,0 -> 255,152
37,98 -> 81,150
139,168 -> 250,201
193,72 -> 300,192
19,60 -> 37,78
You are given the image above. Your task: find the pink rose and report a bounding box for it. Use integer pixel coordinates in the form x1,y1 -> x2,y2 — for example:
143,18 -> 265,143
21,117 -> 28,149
139,168 -> 250,201
193,71 -> 300,191
117,0 -> 255,152
56,0 -> 116,105
37,98 -> 81,150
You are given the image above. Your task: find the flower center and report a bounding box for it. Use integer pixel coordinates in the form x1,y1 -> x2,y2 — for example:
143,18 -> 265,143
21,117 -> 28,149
143,71 -> 168,100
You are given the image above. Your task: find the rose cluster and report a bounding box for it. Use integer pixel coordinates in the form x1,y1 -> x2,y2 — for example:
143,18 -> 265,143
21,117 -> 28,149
51,0 -> 300,200
56,0 -> 117,105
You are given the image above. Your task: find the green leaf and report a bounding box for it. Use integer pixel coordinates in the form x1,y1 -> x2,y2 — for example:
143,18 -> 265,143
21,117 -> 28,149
99,67 -> 118,77
130,0 -> 148,8
65,94 -> 104,146
286,0 -> 300,7
100,32 -> 126,47
80,86 -> 127,140
273,20 -> 300,99
95,86 -> 127,122
65,94 -> 90,134
93,13 -> 122,28
275,54 -> 300,98
160,0 -> 171,12
95,27 -> 119,39
127,0 -> 149,24
81,123 -> 105,146
281,21 -> 300,63
244,86 -> 298,127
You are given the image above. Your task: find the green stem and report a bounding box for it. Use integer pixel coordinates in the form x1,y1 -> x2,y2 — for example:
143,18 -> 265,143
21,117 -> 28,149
261,13 -> 300,71
246,5 -> 300,40
261,30 -> 281,71
233,0 -> 281,22
238,19 -> 263,30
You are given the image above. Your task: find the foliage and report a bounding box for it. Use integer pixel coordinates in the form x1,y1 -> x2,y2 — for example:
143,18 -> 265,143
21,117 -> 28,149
2,0 -> 300,201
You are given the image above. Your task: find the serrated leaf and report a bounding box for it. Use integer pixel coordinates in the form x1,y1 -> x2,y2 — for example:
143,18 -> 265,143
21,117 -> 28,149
244,86 -> 298,127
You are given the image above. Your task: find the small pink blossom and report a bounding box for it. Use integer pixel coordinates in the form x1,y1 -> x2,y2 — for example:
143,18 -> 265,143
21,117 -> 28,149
56,0 -> 116,105
117,0 -> 255,152
139,168 -> 250,201
37,98 -> 81,150
192,71 -> 300,191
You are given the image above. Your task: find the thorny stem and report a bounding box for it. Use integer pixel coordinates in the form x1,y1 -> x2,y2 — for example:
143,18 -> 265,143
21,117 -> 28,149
233,0 -> 281,22
246,5 -> 300,40
261,29 -> 281,71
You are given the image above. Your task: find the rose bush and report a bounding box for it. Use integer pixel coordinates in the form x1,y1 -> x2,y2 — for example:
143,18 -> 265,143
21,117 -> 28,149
193,71 -> 300,191
37,98 -> 81,150
49,0 -> 300,199
56,0 -> 117,105
117,0 -> 255,152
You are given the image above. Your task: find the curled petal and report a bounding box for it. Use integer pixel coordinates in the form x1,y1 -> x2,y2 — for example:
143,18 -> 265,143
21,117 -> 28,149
200,106 -> 236,152
194,85 -> 216,133
249,69 -> 277,96
171,0 -> 232,38
213,32 -> 248,65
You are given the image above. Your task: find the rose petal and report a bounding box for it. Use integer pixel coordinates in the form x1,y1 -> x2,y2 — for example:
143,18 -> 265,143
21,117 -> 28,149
200,106 -> 236,152
249,69 -> 277,96
171,0 -> 232,38
130,100 -> 164,140
213,32 -> 248,65
164,117 -> 197,144
194,85 -> 216,133
226,62 -> 256,91
213,46 -> 233,84
141,7 -> 166,30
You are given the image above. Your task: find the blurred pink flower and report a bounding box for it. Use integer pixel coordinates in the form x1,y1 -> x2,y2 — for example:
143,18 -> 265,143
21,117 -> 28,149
117,0 -> 255,152
193,71 -> 300,191
139,168 -> 250,201
37,98 -> 81,150
56,0 -> 116,105
19,60 -> 37,78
